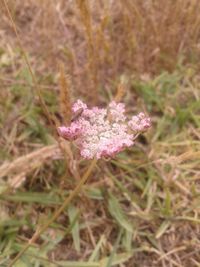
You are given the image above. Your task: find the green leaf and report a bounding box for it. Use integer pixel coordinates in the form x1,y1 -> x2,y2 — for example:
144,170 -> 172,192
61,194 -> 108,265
57,253 -> 132,267
155,220 -> 171,239
84,187 -> 104,200
56,262 -> 99,267
68,205 -> 80,252
108,193 -> 133,233
1,192 -> 61,205
89,235 -> 105,262
100,252 -> 132,267
14,259 -> 31,267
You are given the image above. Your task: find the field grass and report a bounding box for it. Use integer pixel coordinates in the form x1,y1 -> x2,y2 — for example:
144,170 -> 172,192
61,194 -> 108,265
1,0 -> 200,266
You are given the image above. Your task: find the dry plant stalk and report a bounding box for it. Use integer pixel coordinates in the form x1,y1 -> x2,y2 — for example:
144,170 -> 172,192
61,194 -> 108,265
8,158 -> 97,267
0,145 -> 60,179
59,63 -> 72,125
114,75 -> 128,102
76,0 -> 98,103
58,64 -> 81,180
76,0 -> 92,42
171,151 -> 200,164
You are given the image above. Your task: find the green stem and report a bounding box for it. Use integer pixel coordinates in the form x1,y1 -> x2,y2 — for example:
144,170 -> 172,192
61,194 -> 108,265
8,158 -> 97,267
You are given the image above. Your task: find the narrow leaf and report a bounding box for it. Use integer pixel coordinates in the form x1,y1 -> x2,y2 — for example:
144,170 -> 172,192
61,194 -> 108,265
108,193 -> 133,233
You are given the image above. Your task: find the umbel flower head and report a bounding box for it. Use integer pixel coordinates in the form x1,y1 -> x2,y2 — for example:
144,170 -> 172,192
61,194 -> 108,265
58,100 -> 151,159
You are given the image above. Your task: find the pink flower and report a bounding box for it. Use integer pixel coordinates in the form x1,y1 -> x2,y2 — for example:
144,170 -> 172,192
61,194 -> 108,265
57,124 -> 82,140
128,112 -> 151,133
108,101 -> 126,122
72,99 -> 87,113
58,100 -> 151,159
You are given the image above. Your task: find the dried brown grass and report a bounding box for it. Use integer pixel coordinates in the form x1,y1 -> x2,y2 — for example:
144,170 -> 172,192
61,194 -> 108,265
0,144 -> 60,180
2,0 -> 200,102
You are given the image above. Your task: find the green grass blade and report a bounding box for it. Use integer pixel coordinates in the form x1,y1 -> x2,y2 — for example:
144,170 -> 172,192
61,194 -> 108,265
108,193 -> 133,233
68,205 -> 80,252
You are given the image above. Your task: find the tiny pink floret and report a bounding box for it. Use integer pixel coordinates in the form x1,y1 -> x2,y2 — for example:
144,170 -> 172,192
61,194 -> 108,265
108,101 -> 126,122
72,99 -> 87,113
128,112 -> 151,133
57,124 -> 82,140
58,100 -> 151,159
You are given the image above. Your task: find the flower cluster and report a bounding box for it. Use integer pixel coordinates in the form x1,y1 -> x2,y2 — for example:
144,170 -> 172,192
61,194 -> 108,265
58,100 -> 151,159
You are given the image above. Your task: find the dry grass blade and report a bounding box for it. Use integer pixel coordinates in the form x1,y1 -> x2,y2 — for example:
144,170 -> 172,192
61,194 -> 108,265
59,63 -> 72,125
156,246 -> 186,263
0,145 -> 60,179
175,151 -> 200,164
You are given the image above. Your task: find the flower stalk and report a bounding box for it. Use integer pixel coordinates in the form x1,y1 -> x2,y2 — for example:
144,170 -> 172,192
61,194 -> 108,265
8,158 -> 97,267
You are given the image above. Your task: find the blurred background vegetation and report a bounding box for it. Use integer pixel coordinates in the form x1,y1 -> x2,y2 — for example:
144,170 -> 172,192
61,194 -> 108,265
0,0 -> 200,266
